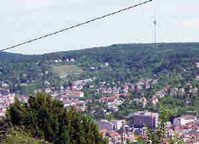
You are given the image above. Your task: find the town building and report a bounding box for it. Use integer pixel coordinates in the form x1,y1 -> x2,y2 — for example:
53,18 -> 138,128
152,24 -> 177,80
66,91 -> 84,98
98,120 -> 123,131
133,111 -> 159,128
173,115 -> 196,126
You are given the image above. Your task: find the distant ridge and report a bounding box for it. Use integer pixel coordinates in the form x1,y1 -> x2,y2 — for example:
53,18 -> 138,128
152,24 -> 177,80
1,42 -> 199,61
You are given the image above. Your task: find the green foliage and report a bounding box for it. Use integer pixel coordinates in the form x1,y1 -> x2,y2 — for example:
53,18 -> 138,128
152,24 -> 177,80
51,64 -> 83,77
5,92 -> 107,144
1,128 -> 52,144
136,137 -> 147,144
169,132 -> 185,144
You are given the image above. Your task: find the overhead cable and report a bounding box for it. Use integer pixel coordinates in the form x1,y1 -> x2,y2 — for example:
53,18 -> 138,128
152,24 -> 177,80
0,0 -> 152,52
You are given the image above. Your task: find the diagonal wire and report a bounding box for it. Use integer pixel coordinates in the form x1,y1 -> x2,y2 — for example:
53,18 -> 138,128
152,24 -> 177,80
0,0 -> 153,52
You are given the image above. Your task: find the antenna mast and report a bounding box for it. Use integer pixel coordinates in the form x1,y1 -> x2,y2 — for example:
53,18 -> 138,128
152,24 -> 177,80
153,15 -> 157,48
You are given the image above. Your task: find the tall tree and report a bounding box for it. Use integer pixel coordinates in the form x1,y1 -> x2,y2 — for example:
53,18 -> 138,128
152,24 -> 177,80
5,92 -> 107,144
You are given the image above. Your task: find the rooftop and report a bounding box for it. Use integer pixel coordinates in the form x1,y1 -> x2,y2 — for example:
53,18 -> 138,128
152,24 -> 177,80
134,111 -> 158,117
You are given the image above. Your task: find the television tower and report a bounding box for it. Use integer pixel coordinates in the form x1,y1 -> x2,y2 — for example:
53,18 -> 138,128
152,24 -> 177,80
153,18 -> 157,48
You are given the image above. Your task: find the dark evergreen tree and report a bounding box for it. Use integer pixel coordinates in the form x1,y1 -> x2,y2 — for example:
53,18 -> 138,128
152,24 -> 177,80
5,92 -> 107,144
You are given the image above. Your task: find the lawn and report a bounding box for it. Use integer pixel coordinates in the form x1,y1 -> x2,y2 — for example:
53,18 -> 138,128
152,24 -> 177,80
51,64 -> 83,78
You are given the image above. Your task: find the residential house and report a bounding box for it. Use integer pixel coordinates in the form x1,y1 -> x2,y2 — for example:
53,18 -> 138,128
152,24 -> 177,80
17,95 -> 29,103
155,91 -> 165,98
0,110 -> 5,117
170,87 -> 178,97
139,97 -> 148,108
62,98 -> 77,107
149,98 -> 159,105
70,58 -> 75,62
196,62 -> 199,68
195,75 -> 199,81
193,87 -> 198,94
178,88 -> 185,97
2,82 -> 9,88
105,62 -> 109,66
45,88 -> 52,94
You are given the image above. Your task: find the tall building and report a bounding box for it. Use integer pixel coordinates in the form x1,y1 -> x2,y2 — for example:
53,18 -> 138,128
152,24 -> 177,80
133,111 -> 159,128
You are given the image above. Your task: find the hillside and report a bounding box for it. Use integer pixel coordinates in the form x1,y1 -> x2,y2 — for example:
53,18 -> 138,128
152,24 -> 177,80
1,42 -> 199,94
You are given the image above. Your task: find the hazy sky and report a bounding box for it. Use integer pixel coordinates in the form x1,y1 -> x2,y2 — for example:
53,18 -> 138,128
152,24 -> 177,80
1,0 -> 199,54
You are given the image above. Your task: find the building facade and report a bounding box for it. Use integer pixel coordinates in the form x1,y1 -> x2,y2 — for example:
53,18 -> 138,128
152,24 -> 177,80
133,111 -> 159,128
173,115 -> 196,126
98,120 -> 123,131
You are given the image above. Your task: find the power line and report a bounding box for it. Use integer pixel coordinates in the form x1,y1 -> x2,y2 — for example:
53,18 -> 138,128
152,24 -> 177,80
0,0 -> 153,52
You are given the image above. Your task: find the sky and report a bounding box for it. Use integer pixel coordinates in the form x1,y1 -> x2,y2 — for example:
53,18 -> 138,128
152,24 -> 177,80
0,0 -> 199,54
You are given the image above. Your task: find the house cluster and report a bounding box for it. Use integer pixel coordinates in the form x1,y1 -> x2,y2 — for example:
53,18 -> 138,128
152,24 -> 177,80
0,88 -> 29,117
135,86 -> 168,107
90,78 -> 158,114
97,82 -> 135,95
135,82 -> 199,108
89,62 -> 110,71
0,89 -> 15,117
0,84 -> 88,117
169,83 -> 198,97
136,78 -> 152,92
54,57 -> 75,63
42,86 -> 87,111
72,78 -> 95,90
98,110 -> 199,144
98,94 -> 127,113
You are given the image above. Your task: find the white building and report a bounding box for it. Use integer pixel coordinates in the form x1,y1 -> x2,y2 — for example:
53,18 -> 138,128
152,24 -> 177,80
173,115 -> 196,126
98,120 -> 123,131
0,111 -> 5,117
2,82 -> 9,88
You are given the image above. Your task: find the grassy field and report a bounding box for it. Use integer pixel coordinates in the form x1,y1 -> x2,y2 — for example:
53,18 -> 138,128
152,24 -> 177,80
51,64 -> 83,78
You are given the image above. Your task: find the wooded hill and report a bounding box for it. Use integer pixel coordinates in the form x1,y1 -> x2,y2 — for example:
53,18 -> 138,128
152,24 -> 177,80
1,42 -> 199,94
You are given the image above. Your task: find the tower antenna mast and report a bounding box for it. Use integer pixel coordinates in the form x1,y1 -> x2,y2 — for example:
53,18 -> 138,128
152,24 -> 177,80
153,13 -> 157,48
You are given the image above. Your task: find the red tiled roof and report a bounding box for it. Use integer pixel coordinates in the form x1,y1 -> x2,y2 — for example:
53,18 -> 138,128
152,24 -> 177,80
100,96 -> 115,101
140,135 -> 147,139
193,126 -> 199,130
109,132 -> 120,137
120,93 -> 128,97
174,126 -> 188,130
186,122 -> 195,126
177,132 -> 183,137
126,136 -> 136,141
